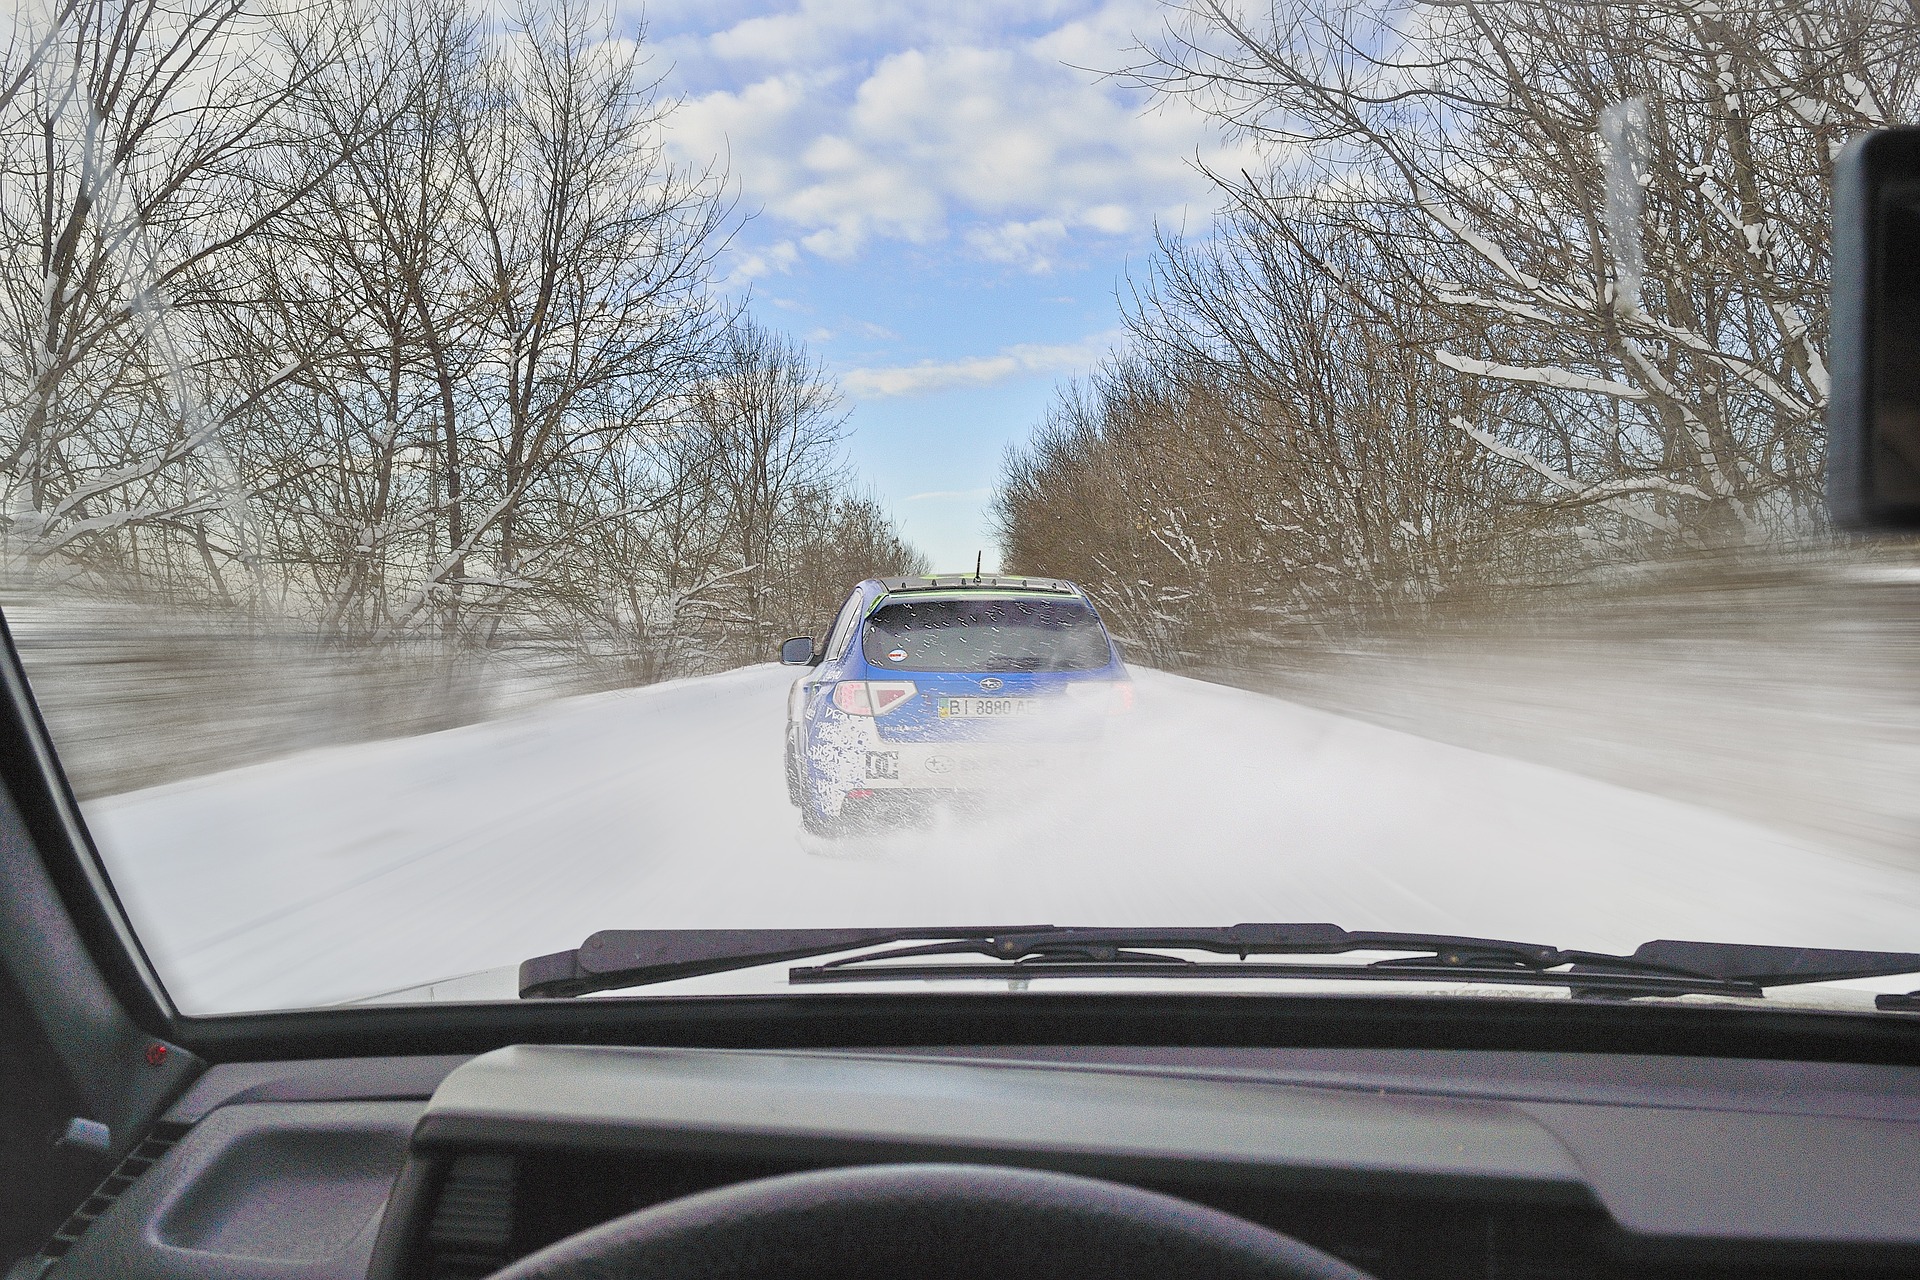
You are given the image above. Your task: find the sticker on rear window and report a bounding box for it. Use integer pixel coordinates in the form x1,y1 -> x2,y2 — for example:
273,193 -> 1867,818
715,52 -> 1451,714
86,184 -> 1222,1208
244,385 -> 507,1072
886,648 -> 907,662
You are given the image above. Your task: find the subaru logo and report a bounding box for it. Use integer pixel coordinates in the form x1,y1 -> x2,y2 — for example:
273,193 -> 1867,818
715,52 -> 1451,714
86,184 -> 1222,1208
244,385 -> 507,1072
979,678 -> 1003,691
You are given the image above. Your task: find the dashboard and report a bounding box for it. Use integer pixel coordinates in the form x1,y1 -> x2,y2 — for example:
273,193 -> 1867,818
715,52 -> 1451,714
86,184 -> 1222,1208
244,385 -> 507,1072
30,1043 -> 1920,1279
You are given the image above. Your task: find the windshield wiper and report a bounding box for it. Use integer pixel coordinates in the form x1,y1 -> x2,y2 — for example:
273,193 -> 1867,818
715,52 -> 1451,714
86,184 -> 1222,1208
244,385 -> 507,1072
783,930 -> 1920,998
520,926 -> 1050,997
519,924 -> 1920,1000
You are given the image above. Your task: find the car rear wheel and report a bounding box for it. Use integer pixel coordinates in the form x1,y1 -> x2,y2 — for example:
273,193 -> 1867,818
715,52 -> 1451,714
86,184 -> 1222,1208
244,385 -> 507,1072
800,798 -> 845,838
799,769 -> 847,838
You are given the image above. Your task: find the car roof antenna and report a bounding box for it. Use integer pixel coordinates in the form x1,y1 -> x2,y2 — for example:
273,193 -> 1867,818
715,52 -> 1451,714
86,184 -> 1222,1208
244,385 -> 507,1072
974,550 -> 982,581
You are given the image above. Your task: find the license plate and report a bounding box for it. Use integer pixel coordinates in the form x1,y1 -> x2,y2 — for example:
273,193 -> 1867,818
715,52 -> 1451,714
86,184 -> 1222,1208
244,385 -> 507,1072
938,696 -> 1039,718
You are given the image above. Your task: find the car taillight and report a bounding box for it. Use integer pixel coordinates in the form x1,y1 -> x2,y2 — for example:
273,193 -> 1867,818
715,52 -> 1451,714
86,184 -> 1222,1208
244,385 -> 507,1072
832,681 -> 916,715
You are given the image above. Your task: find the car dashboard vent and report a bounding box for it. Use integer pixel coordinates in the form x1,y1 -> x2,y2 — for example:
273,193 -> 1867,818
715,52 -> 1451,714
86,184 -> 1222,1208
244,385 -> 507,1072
33,1120 -> 190,1266
422,1153 -> 518,1279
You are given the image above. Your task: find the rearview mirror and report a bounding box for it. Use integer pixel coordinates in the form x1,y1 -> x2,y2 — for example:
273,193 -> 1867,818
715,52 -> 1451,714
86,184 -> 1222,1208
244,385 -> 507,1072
779,636 -> 816,666
1830,128 -> 1920,529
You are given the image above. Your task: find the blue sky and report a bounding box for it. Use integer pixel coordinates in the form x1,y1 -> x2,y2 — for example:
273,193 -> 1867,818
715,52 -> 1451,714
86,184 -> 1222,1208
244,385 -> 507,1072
638,0 -> 1248,572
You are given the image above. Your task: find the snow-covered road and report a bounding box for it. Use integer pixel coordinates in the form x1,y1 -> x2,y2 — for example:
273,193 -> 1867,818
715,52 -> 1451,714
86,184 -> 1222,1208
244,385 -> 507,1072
87,664 -> 1920,1012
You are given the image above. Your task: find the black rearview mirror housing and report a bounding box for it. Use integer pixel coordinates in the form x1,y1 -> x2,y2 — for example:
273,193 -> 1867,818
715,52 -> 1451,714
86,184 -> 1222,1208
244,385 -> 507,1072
779,636 -> 816,666
1829,127 -> 1920,529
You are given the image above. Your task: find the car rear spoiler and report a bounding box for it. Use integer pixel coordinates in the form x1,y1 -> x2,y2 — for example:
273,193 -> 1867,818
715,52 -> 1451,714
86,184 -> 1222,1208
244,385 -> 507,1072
877,576 -> 1077,594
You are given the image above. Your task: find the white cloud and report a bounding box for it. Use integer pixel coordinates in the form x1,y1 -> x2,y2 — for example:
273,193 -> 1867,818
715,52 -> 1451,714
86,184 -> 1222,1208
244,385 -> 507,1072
964,219 -> 1068,270
843,331 -> 1120,398
723,238 -> 800,283
663,0 -> 1250,272
703,0 -> 897,65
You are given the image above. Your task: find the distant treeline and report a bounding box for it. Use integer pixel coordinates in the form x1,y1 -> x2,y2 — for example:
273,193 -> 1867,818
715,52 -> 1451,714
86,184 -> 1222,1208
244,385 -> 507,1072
996,0 -> 1915,666
0,0 -> 922,683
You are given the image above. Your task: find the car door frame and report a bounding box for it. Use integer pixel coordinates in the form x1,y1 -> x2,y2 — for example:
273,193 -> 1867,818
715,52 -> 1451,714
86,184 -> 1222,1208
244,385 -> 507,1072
0,610 -> 204,1256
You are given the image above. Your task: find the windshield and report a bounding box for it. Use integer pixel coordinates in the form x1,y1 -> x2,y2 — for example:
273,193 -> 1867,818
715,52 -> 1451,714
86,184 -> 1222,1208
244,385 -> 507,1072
861,597 -> 1113,672
2,0 -> 1917,1016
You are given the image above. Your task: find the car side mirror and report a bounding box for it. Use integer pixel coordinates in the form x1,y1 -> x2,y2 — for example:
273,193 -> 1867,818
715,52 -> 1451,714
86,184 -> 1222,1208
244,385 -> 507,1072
1830,128 -> 1920,529
779,636 -> 816,666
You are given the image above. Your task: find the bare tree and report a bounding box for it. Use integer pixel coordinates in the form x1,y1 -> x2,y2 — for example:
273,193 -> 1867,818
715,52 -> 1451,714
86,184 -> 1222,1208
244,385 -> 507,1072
691,318 -> 848,659
443,0 -> 723,640
997,208 -> 1538,664
1139,0 -> 1920,550
0,0 -> 921,699
0,0 -> 374,590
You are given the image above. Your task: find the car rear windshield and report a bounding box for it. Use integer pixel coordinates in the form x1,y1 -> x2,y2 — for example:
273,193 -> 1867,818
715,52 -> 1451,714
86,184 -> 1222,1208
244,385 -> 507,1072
861,596 -> 1113,672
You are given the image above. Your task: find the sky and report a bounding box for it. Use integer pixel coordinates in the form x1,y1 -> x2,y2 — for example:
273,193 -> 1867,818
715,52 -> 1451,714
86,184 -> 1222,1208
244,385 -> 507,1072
637,0 -> 1249,572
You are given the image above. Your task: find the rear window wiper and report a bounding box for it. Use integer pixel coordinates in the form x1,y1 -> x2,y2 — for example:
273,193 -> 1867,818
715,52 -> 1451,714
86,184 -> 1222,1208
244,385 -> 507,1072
519,924 -> 1920,1000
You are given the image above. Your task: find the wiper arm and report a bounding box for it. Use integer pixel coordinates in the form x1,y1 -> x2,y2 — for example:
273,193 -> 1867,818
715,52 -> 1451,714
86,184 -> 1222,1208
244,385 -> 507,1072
520,926 -> 1052,997
520,924 -> 1920,1000
1612,939 -> 1920,985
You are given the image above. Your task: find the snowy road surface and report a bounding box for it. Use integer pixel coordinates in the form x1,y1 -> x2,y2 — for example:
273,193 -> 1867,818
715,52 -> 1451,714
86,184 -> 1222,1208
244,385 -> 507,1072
87,664 -> 1920,1012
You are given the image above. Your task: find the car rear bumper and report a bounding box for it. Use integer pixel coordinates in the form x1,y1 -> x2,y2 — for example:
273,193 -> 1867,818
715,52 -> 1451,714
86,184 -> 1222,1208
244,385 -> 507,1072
801,710 -> 1109,816
855,740 -> 1079,789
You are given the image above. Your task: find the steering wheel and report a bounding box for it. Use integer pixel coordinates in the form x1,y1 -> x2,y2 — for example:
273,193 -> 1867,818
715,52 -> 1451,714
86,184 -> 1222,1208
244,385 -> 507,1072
490,1162 -> 1379,1280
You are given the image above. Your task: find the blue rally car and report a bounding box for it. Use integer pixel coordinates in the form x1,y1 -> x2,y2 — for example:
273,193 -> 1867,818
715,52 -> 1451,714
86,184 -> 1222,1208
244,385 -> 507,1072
780,575 -> 1133,836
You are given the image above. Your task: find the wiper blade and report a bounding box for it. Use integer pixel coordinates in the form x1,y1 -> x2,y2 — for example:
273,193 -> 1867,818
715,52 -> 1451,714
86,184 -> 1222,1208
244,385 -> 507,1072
794,933 -> 1920,998
521,923 -> 1488,998
519,924 -> 1920,1001
520,923 -> 1574,998
794,932 -> 1920,997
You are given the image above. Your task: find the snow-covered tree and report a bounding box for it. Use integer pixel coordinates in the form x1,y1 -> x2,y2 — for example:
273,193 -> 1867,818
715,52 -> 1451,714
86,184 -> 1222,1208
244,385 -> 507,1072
1145,0 -> 1920,548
